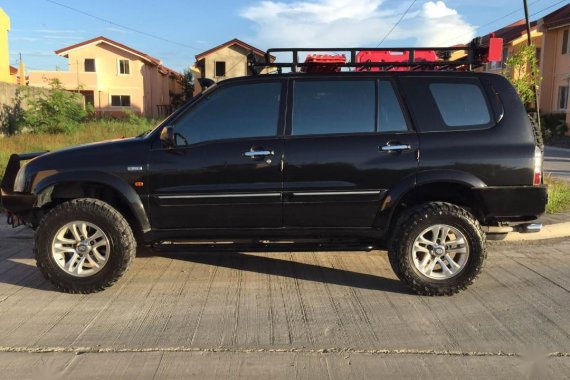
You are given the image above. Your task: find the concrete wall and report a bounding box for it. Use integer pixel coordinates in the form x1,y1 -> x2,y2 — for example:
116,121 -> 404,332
0,82 -> 45,134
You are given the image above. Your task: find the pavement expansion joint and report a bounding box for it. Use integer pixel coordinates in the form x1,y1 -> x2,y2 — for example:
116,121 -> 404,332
0,346 -> 569,358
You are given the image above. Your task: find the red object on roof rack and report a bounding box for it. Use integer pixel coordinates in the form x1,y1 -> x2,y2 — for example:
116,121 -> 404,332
301,54 -> 347,73
355,50 -> 439,72
246,35 -> 504,74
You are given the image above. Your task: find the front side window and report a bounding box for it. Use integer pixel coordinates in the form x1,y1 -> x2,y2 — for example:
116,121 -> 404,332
111,95 -> 131,107
119,59 -> 130,75
172,82 -> 282,145
292,80 -> 375,136
429,83 -> 491,127
558,86 -> 569,110
84,59 -> 95,72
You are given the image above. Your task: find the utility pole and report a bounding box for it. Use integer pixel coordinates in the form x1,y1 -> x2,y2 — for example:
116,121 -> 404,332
523,0 -> 541,132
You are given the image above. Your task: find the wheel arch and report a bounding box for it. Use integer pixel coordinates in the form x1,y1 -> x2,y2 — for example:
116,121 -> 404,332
375,170 -> 487,234
33,171 -> 150,233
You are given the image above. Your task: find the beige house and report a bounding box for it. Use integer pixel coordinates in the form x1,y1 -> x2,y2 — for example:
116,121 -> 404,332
538,4 -> 570,128
192,38 -> 274,86
28,36 -> 182,117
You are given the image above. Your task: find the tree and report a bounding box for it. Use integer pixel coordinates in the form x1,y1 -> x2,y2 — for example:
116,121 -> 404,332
503,44 -> 541,107
170,69 -> 195,109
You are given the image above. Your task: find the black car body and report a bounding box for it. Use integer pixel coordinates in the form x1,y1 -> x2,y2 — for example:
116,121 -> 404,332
1,70 -> 547,295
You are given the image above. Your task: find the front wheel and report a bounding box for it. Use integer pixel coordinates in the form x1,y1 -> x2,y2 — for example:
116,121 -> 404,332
34,198 -> 136,293
388,202 -> 486,296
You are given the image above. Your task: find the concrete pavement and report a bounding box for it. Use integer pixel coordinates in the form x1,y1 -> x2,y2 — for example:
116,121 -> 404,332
1,222 -> 570,378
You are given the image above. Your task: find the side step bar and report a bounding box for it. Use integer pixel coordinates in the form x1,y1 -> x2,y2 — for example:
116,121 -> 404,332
482,223 -> 543,234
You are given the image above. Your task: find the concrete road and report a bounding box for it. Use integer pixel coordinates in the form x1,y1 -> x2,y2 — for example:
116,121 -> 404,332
1,223 -> 570,379
545,145 -> 570,182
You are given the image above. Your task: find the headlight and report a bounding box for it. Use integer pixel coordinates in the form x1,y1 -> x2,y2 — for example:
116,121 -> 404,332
13,165 -> 27,192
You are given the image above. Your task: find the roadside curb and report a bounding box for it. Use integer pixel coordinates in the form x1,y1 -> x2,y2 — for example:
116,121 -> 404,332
503,221 -> 570,242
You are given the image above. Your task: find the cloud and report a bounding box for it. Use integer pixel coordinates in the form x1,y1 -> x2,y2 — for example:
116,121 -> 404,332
240,0 -> 475,49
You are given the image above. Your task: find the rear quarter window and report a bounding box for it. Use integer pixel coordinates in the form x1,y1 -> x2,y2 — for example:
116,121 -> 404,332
429,83 -> 491,127
399,77 -> 494,132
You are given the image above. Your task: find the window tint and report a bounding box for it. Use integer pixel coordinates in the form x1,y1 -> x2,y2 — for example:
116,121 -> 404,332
173,82 -> 281,145
379,81 -> 407,132
292,80 -> 375,136
429,83 -> 490,127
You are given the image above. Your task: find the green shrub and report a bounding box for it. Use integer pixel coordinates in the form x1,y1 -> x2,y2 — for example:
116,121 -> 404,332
21,79 -> 87,134
540,112 -> 568,142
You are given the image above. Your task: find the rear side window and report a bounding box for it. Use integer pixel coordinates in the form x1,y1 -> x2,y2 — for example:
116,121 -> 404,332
292,80 -> 375,135
429,83 -> 491,127
379,81 -> 408,132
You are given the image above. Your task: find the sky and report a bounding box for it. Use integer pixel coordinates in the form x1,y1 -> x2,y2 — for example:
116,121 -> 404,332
3,0 -> 569,73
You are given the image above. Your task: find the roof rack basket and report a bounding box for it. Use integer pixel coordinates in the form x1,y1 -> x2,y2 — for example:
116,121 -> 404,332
248,36 -> 503,74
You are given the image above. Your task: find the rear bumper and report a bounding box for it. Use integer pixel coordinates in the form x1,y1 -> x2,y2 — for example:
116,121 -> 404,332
474,185 -> 548,221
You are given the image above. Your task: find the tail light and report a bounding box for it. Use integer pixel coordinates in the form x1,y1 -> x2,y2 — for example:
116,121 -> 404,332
533,146 -> 542,186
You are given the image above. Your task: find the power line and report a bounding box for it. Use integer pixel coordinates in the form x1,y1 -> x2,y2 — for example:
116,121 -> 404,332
376,0 -> 417,47
45,0 -> 202,52
435,0 -> 567,46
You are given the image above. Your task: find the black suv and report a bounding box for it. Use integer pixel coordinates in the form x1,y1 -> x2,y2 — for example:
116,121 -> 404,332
1,48 -> 547,296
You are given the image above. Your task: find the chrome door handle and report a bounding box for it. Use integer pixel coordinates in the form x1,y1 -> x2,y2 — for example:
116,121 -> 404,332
243,150 -> 274,158
380,144 -> 411,152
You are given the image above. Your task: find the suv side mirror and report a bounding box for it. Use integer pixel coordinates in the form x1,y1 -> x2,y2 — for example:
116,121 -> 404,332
160,126 -> 175,148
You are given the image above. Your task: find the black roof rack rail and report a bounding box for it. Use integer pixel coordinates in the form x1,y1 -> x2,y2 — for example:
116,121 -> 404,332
248,36 -> 500,74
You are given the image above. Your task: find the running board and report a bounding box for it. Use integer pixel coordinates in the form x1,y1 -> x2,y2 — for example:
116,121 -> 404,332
153,240 -> 378,253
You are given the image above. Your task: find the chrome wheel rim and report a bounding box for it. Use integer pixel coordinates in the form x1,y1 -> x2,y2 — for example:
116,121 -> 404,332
51,221 -> 110,277
412,224 -> 469,280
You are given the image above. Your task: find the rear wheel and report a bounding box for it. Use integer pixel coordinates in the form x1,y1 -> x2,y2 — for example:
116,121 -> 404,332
388,202 -> 486,296
35,198 -> 136,293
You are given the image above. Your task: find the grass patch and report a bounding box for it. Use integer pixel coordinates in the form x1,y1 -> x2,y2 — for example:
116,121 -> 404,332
0,120 -> 154,179
545,176 -> 570,214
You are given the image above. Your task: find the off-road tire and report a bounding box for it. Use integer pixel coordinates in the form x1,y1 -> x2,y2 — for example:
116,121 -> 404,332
388,202 -> 486,296
34,198 -> 136,293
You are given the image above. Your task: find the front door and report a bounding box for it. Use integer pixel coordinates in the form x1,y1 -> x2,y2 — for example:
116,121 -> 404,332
148,80 -> 285,229
283,78 -> 419,227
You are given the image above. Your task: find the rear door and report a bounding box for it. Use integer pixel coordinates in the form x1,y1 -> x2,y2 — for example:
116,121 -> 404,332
283,78 -> 419,227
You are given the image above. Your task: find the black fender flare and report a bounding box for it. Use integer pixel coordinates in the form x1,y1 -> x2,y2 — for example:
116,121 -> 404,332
374,169 -> 487,233
32,170 -> 150,233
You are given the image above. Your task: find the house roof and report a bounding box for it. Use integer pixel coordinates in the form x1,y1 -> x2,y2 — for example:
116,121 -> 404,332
9,65 -> 17,75
541,3 -> 570,30
490,19 -> 538,44
195,38 -> 274,61
55,36 -> 162,66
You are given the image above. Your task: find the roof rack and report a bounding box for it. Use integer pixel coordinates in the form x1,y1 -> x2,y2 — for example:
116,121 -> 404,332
248,36 -> 503,74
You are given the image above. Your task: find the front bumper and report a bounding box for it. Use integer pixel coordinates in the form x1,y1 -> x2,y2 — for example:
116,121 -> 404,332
474,185 -> 548,221
1,152 -> 46,224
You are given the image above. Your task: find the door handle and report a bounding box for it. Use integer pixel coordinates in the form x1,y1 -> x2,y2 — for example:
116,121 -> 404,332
380,143 -> 411,152
243,149 -> 274,158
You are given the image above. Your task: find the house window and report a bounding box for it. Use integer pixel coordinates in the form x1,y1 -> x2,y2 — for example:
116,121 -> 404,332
558,86 -> 569,110
119,59 -> 130,75
84,59 -> 96,72
562,29 -> 569,54
215,61 -> 226,77
111,95 -> 131,107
